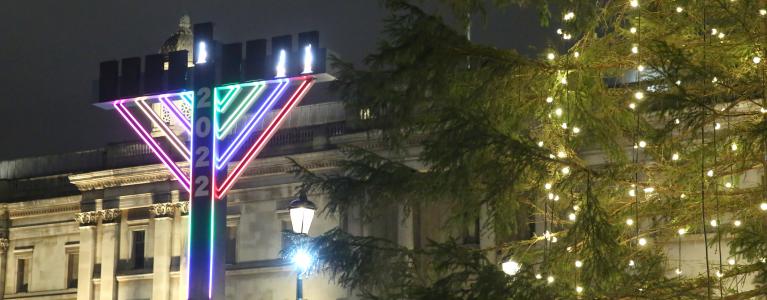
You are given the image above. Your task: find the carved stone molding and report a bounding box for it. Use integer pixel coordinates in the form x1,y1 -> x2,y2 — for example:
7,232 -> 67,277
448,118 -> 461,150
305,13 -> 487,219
99,209 -> 121,223
176,201 -> 189,215
150,203 -> 176,218
10,203 -> 80,219
0,238 -> 8,252
74,211 -> 99,226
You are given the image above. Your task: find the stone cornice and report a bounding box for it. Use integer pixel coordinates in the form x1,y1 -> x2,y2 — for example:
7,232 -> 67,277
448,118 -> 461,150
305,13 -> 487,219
67,149 -> 350,192
10,203 -> 80,219
7,195 -> 81,219
67,133 -> 421,192
68,163 -> 182,191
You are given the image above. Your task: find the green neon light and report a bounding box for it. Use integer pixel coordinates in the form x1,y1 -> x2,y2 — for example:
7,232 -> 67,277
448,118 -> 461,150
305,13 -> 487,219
215,85 -> 242,112
216,83 -> 266,138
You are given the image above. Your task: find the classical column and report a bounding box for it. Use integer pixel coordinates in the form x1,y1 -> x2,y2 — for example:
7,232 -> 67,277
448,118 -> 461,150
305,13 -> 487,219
479,204 -> 496,263
397,205 -> 414,249
150,204 -> 174,300
176,202 -> 189,300
99,209 -> 120,300
0,237 -> 9,300
75,212 -> 98,300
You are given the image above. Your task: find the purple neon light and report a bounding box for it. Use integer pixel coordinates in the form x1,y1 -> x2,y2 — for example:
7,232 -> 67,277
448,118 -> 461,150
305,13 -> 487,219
135,100 -> 191,161
115,101 -> 191,191
159,96 -> 192,133
215,79 -> 290,169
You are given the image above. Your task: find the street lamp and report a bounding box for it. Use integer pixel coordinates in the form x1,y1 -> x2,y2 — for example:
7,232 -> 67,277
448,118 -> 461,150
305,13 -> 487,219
289,193 -> 317,300
289,193 -> 317,234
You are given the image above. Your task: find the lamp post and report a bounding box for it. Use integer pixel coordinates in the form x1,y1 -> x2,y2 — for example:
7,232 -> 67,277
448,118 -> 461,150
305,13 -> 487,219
289,193 -> 316,300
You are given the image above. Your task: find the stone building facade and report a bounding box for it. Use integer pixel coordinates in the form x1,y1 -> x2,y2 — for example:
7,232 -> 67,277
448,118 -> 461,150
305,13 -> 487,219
0,97 -> 380,300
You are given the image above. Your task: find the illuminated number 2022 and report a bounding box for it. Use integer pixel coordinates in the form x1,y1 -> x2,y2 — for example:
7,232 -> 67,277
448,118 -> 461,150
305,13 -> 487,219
193,87 -> 212,198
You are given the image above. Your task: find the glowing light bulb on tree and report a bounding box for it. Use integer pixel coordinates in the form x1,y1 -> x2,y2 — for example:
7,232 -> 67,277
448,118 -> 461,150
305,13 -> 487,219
547,53 -> 556,60
502,259 -> 522,276
561,166 -> 571,175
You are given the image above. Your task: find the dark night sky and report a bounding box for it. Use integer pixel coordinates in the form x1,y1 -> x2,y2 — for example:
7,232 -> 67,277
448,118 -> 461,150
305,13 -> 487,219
0,1 -> 551,160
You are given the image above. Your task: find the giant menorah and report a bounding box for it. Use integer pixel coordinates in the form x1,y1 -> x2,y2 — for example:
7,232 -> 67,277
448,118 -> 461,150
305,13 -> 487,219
95,22 -> 333,299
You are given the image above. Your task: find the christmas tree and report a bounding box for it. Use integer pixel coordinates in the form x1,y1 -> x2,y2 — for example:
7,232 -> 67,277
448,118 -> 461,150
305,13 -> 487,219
290,0 -> 767,298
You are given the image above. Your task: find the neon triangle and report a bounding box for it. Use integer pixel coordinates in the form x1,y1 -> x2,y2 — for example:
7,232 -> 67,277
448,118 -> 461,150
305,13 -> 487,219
113,93 -> 192,191
214,80 -> 290,169
214,76 -> 316,198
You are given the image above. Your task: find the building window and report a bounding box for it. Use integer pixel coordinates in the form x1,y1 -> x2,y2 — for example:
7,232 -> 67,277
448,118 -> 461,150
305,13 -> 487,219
462,217 -> 481,245
16,257 -> 30,293
132,230 -> 146,269
226,226 -> 237,265
66,252 -> 78,288
359,108 -> 373,120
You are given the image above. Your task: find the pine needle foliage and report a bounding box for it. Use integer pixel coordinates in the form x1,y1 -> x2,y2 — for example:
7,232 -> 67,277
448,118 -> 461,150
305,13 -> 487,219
289,0 -> 767,298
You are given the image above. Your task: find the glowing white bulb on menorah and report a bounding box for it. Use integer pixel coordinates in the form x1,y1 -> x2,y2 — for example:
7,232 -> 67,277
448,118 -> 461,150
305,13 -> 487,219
196,42 -> 208,64
302,44 -> 314,74
275,49 -> 287,78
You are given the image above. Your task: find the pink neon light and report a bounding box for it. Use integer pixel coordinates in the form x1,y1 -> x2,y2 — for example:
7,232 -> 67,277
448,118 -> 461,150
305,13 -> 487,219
215,79 -> 315,198
136,100 -> 191,160
115,101 -> 191,191
215,80 -> 289,169
159,96 -> 192,133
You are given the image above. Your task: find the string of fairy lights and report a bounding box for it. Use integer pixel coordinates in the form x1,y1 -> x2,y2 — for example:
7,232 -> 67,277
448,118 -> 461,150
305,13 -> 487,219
500,1 -> 767,297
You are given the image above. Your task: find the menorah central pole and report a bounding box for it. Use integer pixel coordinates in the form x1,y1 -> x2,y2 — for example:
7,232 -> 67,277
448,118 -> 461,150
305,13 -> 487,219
188,22 -> 227,300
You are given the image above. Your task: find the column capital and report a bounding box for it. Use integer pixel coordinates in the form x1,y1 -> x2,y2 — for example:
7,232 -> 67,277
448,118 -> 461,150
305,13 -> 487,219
99,208 -> 121,223
150,203 -> 176,218
0,238 -> 8,253
74,211 -> 99,226
176,201 -> 189,215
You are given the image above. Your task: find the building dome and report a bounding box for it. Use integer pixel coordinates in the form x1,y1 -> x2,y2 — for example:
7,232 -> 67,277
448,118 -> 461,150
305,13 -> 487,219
160,15 -> 193,65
